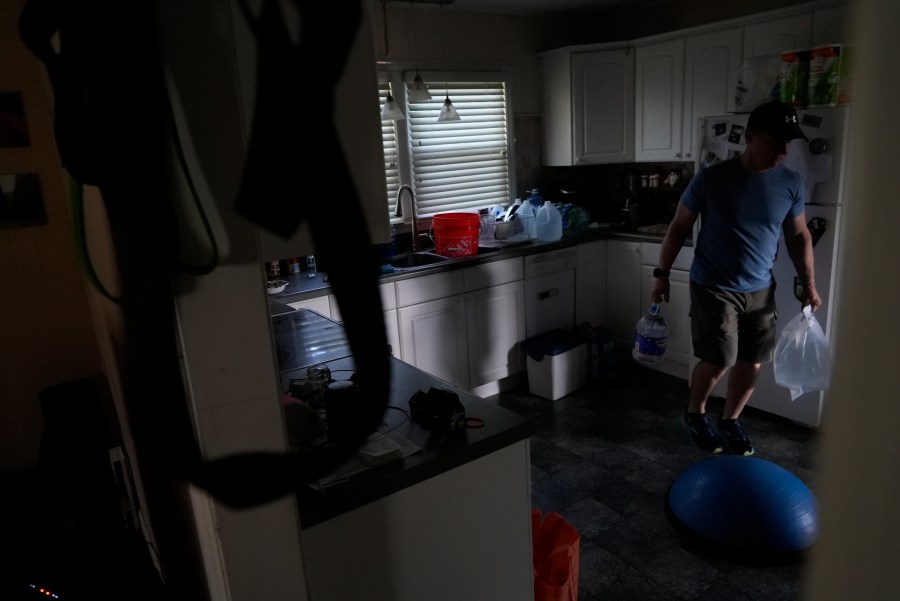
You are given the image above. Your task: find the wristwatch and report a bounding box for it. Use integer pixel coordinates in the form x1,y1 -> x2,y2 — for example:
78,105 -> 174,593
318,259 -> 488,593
653,267 -> 670,278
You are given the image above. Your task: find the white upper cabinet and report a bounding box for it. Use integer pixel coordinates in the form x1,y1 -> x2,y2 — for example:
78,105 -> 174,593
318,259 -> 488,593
742,13 -> 813,59
682,27 -> 743,157
572,48 -> 635,164
542,45 -> 634,166
635,38 -> 685,162
635,27 -> 742,162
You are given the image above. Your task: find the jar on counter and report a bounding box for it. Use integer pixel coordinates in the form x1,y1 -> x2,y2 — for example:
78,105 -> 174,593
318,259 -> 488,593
266,260 -> 281,278
288,257 -> 302,274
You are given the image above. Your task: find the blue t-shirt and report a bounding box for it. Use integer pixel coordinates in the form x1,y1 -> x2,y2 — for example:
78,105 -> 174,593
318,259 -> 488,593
681,157 -> 805,292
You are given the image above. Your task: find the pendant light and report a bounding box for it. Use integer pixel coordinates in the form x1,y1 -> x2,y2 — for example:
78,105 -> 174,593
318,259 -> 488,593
408,71 -> 432,102
380,0 -> 405,121
436,2 -> 460,122
438,93 -> 460,121
406,1 -> 432,102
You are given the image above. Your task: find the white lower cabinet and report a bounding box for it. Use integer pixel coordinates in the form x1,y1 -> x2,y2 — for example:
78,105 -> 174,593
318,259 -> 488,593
639,242 -> 694,379
605,240 -> 642,346
640,264 -> 691,378
291,283 -> 402,359
398,295 -> 470,389
286,295 -> 332,317
575,240 -> 607,327
301,441 -> 533,601
466,281 -> 526,388
396,258 -> 525,392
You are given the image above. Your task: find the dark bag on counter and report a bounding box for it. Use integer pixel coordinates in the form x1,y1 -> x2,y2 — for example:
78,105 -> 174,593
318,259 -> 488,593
408,387 -> 467,432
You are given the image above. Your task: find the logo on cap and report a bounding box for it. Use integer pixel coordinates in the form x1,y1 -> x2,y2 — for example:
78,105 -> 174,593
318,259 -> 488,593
785,115 -> 798,124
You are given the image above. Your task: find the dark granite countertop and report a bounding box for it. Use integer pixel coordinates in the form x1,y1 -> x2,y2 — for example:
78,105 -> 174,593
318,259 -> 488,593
268,226 -> 689,304
275,310 -> 537,529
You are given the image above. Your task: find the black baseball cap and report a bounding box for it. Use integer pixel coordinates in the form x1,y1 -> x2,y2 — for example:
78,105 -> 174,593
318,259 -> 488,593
747,101 -> 809,142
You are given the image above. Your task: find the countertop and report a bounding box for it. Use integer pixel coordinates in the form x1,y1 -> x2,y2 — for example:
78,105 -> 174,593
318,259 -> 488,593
275,310 -> 537,529
268,226 -> 689,304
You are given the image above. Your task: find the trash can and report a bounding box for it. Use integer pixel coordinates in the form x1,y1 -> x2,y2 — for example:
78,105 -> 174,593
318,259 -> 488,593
522,329 -> 587,400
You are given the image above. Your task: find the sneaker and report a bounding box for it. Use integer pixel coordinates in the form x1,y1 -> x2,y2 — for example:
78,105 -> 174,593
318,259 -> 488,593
719,419 -> 755,456
681,411 -> 724,453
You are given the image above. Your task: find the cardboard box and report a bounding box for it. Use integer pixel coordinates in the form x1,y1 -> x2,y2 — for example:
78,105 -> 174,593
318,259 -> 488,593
523,330 -> 587,401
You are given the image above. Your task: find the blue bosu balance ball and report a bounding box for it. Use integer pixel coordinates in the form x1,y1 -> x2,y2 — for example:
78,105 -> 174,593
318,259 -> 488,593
665,456 -> 818,557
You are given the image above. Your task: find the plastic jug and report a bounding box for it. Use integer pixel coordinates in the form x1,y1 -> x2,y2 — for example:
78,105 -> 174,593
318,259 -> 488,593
515,200 -> 537,238
526,187 -> 543,208
536,200 -> 563,241
633,302 -> 669,364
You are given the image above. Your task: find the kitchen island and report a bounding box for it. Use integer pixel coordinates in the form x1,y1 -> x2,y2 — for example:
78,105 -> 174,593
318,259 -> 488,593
273,308 -> 537,601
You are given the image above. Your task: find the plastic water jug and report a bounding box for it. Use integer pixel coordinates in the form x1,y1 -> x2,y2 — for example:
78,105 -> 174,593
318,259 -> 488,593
515,200 -> 537,238
526,188 -> 543,208
633,302 -> 668,364
536,200 -> 563,241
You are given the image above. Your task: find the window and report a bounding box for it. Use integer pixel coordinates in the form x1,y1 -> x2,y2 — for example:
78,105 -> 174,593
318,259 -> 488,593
379,75 -> 512,224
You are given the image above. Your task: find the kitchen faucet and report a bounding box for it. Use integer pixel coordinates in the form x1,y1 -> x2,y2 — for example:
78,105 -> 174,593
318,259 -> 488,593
394,184 -> 421,251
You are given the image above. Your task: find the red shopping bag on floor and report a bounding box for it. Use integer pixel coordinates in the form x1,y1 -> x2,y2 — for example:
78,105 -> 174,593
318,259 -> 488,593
532,508 -> 580,601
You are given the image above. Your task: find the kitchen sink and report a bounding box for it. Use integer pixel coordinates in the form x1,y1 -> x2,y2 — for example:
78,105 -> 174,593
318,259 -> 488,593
389,251 -> 450,269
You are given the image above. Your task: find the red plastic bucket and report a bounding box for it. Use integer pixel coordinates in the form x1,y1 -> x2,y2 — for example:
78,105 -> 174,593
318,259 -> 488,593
433,212 -> 480,258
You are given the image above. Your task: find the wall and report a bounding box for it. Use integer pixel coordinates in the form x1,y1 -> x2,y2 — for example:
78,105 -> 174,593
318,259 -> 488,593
0,0 -> 108,473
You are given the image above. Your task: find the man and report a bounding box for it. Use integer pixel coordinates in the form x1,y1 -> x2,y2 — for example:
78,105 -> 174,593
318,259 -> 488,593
652,101 -> 822,456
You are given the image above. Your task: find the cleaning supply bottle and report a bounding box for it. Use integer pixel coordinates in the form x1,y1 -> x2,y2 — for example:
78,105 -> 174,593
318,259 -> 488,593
633,302 -> 668,364
536,200 -> 563,241
526,187 -> 543,208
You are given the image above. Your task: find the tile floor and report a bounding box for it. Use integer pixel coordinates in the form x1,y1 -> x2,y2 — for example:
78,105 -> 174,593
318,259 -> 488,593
492,352 -> 820,601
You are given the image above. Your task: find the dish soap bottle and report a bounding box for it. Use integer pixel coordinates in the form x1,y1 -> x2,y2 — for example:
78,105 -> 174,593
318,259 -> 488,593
633,302 -> 668,364
536,200 -> 563,241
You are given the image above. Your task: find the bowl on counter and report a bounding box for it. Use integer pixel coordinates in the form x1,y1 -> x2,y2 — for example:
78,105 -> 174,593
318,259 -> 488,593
267,279 -> 289,295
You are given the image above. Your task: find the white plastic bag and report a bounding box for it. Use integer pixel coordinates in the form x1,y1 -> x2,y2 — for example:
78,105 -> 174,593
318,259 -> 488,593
774,306 -> 832,400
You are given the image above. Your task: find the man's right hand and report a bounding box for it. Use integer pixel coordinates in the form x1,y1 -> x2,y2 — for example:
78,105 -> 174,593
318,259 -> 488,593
651,276 -> 670,303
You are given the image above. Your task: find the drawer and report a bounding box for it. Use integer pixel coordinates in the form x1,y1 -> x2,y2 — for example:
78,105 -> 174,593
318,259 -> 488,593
641,242 -> 694,271
396,270 -> 466,306
464,257 -> 523,292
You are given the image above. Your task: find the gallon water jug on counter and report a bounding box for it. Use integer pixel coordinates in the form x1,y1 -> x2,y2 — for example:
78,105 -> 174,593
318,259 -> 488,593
633,302 -> 668,364
515,200 -> 537,238
536,200 -> 563,241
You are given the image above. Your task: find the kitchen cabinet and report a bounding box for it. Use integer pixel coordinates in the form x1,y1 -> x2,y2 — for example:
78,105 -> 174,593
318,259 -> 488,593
398,294 -> 470,388
681,28 -> 744,158
635,38 -> 685,162
301,441 -> 533,601
541,44 -> 634,165
742,13 -> 813,59
290,282 -> 402,358
640,242 -> 694,379
639,266 -> 691,379
635,28 -> 742,162
466,280 -> 526,389
286,296 -> 333,317
396,258 -> 525,392
604,240 -> 642,347
575,240 -> 607,328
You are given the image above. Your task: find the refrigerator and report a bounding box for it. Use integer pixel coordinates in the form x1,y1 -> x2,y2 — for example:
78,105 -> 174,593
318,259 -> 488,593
691,107 -> 851,428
